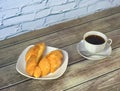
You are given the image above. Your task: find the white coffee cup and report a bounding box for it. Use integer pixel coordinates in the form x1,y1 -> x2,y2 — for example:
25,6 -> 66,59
83,31 -> 112,53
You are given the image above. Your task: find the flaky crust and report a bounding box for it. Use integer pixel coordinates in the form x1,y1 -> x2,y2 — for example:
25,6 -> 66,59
39,57 -> 50,76
25,42 -> 46,77
25,42 -> 46,63
25,43 -> 63,78
26,55 -> 37,76
47,50 -> 63,73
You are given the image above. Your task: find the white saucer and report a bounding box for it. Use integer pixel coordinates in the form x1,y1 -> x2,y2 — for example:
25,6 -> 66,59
77,40 -> 112,60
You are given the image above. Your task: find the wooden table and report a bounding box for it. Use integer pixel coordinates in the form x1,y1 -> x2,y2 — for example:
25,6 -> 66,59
0,6 -> 120,91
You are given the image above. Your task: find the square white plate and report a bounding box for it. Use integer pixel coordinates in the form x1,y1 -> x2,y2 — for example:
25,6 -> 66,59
16,45 -> 68,80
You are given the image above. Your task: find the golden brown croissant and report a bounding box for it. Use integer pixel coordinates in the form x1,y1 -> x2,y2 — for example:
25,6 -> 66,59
25,42 -> 64,78
25,42 -> 46,77
47,50 -> 63,73
25,42 -> 46,63
26,55 -> 37,76
35,43 -> 46,63
25,46 -> 34,63
33,66 -> 41,78
39,57 -> 51,77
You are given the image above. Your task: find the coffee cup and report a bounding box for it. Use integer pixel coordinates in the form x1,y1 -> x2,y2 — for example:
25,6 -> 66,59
83,31 -> 112,54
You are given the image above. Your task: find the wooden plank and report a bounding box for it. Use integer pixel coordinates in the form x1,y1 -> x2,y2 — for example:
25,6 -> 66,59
1,47 -> 120,91
65,69 -> 120,91
0,29 -> 119,89
0,13 -> 120,68
0,6 -> 120,48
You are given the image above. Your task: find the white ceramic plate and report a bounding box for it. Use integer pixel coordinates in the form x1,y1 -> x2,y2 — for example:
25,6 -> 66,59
77,40 -> 112,60
16,45 -> 68,80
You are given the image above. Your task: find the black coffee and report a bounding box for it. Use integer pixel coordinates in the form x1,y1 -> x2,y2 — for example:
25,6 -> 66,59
85,35 -> 105,45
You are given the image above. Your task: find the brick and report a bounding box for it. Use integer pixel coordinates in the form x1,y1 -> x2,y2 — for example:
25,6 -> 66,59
1,8 -> 19,19
0,25 -> 19,40
22,1 -> 46,14
88,0 -> 111,13
64,7 -> 87,19
45,13 -> 64,26
78,0 -> 98,7
35,8 -> 51,19
47,0 -> 67,7
67,0 -> 75,2
0,0 -> 32,10
32,0 -> 43,3
4,13 -> 34,26
51,2 -> 76,14
0,14 -> 2,20
0,20 -> 2,26
21,18 -> 45,31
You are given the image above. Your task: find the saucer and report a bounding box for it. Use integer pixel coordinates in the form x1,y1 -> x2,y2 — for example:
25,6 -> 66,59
77,40 -> 112,60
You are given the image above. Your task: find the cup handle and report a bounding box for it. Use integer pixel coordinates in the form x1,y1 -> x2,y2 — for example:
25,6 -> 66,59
107,39 -> 112,45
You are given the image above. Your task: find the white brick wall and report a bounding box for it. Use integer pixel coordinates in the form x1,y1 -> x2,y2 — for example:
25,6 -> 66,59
21,18 -> 45,31
0,25 -> 19,40
88,1 -> 111,13
45,13 -> 65,26
47,0 -> 67,7
64,7 -> 88,19
0,8 -> 20,19
35,8 -> 51,19
4,13 -> 35,26
22,0 -> 47,14
51,2 -> 76,14
0,0 -> 120,40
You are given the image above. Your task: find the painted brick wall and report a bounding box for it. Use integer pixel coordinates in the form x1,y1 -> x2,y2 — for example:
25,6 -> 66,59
0,0 -> 120,40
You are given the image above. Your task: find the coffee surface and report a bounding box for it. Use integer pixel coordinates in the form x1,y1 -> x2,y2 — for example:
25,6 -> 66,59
85,35 -> 105,45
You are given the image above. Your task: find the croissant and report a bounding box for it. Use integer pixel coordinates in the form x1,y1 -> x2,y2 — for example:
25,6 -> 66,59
26,55 -> 37,76
35,43 -> 46,63
25,46 -> 34,63
25,42 -> 46,63
25,42 -> 64,78
33,66 -> 41,78
38,57 -> 51,76
25,42 -> 46,77
47,50 -> 63,73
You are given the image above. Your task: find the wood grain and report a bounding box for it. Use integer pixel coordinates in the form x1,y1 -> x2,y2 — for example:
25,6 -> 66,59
0,6 -> 120,48
0,28 -> 119,89
0,30 -> 120,87
65,69 -> 120,91
1,47 -> 120,91
0,13 -> 120,68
